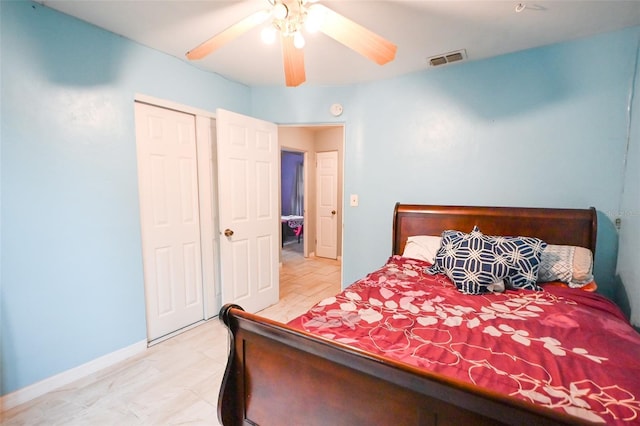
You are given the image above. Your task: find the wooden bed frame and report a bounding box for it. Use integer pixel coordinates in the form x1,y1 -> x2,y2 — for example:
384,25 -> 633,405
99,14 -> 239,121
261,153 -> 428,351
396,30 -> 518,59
218,203 -> 598,426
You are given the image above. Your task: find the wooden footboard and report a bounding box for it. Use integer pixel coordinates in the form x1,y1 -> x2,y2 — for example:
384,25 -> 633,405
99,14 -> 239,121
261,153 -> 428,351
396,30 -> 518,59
217,305 -> 591,426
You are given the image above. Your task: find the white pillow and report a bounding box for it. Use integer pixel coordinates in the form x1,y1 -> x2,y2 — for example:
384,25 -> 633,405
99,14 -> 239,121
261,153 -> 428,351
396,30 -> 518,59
401,235 -> 442,264
537,244 -> 594,287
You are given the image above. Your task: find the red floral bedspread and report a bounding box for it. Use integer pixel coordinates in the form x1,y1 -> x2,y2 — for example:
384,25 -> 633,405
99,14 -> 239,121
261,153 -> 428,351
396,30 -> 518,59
288,256 -> 640,424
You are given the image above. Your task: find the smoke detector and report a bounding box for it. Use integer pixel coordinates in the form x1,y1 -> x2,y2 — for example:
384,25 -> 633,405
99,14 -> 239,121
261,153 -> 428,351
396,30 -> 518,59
427,49 -> 467,67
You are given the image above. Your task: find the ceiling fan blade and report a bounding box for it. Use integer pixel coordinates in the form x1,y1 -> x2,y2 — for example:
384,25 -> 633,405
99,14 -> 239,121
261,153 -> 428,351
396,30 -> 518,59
311,4 -> 397,65
186,10 -> 268,60
281,35 -> 306,87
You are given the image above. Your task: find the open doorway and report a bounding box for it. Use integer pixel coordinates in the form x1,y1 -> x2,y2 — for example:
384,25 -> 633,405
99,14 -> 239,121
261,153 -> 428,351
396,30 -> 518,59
278,124 -> 345,281
281,150 -> 305,256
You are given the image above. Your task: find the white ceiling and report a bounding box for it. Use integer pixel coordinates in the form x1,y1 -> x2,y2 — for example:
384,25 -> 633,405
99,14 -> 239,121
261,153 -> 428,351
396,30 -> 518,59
39,0 -> 640,87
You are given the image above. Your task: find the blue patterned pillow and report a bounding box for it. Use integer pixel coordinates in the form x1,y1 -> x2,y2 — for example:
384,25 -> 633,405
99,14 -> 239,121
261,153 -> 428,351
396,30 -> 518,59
428,229 -> 465,275
427,227 -> 510,294
492,235 -> 547,290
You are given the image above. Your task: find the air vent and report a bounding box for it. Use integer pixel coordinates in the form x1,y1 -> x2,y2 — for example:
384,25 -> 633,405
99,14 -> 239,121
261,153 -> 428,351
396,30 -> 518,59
427,49 -> 467,67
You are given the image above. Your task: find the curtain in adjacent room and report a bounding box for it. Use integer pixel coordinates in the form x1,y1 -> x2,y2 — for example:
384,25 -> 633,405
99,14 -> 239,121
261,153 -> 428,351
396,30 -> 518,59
291,162 -> 304,216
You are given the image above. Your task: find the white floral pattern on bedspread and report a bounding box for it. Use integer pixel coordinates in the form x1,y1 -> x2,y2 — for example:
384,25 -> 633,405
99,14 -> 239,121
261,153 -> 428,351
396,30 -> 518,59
288,256 -> 640,424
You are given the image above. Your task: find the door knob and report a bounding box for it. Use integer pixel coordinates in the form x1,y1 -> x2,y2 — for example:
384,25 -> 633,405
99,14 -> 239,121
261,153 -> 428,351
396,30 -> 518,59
331,210 -> 336,215
224,229 -> 234,237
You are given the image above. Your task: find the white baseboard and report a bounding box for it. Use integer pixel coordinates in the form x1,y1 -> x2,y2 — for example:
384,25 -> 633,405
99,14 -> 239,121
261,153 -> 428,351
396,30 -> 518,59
1,340 -> 147,411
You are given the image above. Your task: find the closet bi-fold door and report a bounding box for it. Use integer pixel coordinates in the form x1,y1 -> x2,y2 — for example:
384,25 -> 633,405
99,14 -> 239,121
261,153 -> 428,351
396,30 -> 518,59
135,102 -> 204,342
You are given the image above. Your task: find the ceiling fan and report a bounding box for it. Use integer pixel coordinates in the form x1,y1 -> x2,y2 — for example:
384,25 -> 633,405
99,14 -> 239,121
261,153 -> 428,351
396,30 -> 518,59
185,0 -> 397,87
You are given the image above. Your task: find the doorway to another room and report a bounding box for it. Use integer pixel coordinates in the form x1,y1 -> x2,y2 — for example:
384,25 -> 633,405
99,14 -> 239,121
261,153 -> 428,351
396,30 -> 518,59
281,150 -> 305,256
275,125 -> 344,321
279,125 -> 344,262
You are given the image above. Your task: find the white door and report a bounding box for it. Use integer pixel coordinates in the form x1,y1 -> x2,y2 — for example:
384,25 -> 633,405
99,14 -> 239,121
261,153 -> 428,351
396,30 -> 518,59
316,151 -> 338,259
134,102 -> 204,341
216,108 -> 279,313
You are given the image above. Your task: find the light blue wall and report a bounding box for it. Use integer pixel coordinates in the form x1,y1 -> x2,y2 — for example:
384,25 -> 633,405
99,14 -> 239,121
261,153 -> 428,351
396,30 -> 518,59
2,0 -> 639,398
252,27 -> 640,321
0,1 -> 250,395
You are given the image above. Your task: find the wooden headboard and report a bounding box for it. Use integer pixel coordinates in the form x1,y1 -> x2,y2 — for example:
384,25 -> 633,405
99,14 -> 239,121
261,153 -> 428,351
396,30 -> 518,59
392,203 -> 597,256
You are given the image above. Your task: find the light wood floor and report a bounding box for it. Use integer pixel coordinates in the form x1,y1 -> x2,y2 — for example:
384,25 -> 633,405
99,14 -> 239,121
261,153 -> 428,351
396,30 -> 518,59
1,245 -> 341,426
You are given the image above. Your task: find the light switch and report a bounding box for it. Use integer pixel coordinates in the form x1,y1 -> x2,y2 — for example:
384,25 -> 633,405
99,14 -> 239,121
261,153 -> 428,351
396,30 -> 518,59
350,194 -> 359,207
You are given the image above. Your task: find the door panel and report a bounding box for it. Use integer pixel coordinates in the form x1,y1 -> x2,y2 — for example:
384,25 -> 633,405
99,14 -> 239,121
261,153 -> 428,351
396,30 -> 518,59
316,151 -> 338,259
154,247 -> 172,315
135,102 -> 205,341
217,109 -> 279,313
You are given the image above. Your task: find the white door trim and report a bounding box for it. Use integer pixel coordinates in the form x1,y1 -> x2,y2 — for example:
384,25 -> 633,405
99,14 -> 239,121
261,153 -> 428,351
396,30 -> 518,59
135,93 -> 215,119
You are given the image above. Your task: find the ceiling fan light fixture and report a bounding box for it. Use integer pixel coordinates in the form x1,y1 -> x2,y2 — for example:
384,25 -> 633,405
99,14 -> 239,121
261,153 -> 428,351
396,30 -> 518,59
272,2 -> 289,20
186,0 -> 397,87
268,0 -> 306,39
304,6 -> 324,33
293,32 -> 305,49
261,25 -> 277,44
